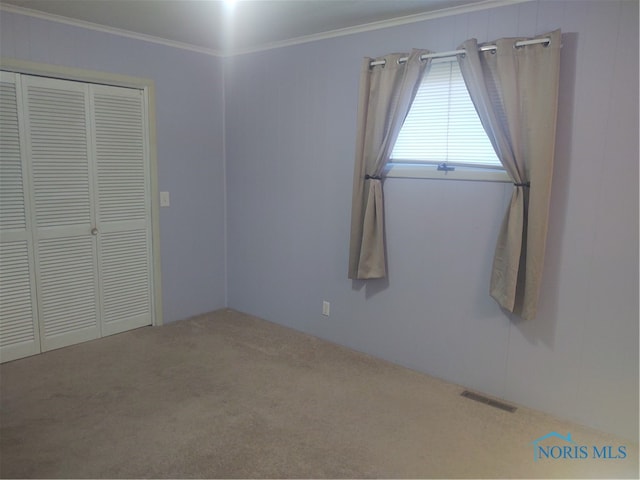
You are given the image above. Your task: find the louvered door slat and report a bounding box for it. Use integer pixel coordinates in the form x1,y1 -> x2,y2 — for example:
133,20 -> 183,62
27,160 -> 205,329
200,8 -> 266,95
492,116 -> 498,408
0,243 -> 35,353
0,76 -> 26,232
37,237 -> 99,350
0,72 -> 40,362
91,85 -> 152,336
93,87 -> 147,224
25,79 -> 92,229
23,76 -> 100,352
100,231 -> 151,334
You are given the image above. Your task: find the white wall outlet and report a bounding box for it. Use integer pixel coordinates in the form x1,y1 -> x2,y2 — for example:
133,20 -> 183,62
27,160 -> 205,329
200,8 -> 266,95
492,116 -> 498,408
160,191 -> 170,207
322,301 -> 330,316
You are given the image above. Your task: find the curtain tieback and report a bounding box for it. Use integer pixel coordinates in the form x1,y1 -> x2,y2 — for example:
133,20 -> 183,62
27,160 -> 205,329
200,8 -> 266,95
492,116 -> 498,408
513,182 -> 530,188
365,174 -> 382,180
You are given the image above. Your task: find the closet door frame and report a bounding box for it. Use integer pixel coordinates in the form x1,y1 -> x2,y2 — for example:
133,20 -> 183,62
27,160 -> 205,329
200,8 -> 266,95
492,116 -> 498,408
1,57 -> 164,329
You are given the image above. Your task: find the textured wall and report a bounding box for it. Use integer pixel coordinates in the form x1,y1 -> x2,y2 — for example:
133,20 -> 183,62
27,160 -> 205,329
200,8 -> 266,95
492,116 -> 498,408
225,0 -> 639,440
1,11 -> 227,323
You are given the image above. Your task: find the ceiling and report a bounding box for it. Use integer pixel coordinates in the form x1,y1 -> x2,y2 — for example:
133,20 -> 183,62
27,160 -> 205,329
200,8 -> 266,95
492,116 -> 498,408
1,0 -> 494,55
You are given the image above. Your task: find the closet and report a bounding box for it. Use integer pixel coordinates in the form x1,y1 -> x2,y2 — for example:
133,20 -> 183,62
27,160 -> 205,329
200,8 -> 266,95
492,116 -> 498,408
0,71 -> 154,363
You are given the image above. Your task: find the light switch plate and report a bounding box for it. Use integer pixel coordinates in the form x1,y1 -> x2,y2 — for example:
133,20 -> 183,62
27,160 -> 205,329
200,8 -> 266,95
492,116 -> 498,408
160,191 -> 170,207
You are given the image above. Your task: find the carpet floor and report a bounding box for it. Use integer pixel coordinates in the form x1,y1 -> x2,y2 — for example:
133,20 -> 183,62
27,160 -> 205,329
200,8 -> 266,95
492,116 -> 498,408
0,309 -> 637,478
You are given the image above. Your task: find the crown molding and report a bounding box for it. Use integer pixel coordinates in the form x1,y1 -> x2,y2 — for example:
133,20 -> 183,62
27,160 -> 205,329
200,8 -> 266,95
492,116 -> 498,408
0,3 -> 223,57
225,0 -> 531,57
1,0 -> 531,59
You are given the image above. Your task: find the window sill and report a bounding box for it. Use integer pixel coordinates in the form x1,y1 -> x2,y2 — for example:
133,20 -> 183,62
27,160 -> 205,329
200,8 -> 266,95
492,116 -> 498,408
385,163 -> 511,183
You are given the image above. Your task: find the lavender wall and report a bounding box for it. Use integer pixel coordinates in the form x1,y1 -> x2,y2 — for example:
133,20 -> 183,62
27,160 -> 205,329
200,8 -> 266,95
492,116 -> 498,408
225,0 -> 639,440
0,11 -> 227,323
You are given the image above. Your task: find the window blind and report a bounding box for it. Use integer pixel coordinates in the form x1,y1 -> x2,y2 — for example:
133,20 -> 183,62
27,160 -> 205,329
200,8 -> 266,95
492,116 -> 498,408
391,59 -> 502,168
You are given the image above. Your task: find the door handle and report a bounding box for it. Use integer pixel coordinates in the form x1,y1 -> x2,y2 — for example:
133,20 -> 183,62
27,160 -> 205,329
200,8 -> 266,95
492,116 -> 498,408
91,227 -> 99,236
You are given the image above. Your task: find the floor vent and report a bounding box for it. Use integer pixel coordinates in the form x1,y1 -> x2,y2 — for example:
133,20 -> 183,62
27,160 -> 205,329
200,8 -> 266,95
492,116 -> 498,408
460,390 -> 517,413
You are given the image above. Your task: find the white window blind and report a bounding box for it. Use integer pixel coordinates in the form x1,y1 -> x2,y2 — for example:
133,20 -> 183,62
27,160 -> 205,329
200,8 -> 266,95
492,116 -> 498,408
391,59 -> 502,169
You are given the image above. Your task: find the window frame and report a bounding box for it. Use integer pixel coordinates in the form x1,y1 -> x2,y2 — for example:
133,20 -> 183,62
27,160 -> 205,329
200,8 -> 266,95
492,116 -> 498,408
385,162 -> 510,182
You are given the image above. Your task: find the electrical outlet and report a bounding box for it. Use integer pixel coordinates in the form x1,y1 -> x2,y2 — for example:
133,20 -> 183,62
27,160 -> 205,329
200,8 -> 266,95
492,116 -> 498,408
160,191 -> 170,207
322,301 -> 330,316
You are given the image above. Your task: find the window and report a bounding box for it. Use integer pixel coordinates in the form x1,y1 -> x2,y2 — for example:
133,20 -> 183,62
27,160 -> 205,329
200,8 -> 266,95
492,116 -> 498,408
387,58 -> 509,182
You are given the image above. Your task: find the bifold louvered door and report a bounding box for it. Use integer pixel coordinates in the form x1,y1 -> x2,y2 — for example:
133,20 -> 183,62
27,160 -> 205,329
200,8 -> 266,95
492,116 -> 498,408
0,72 -> 153,361
0,72 -> 40,362
22,75 -> 102,352
91,85 -> 152,336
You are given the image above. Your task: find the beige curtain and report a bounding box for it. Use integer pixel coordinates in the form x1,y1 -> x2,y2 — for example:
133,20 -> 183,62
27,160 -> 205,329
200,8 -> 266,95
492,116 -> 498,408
457,30 -> 561,319
348,50 -> 431,279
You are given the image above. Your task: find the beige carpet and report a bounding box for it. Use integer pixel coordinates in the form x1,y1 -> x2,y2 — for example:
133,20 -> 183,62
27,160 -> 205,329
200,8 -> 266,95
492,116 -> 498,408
0,309 -> 637,479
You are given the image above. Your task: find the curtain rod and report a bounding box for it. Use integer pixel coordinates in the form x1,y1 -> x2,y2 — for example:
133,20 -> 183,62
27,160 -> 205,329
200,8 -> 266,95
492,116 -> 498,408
369,37 -> 551,67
